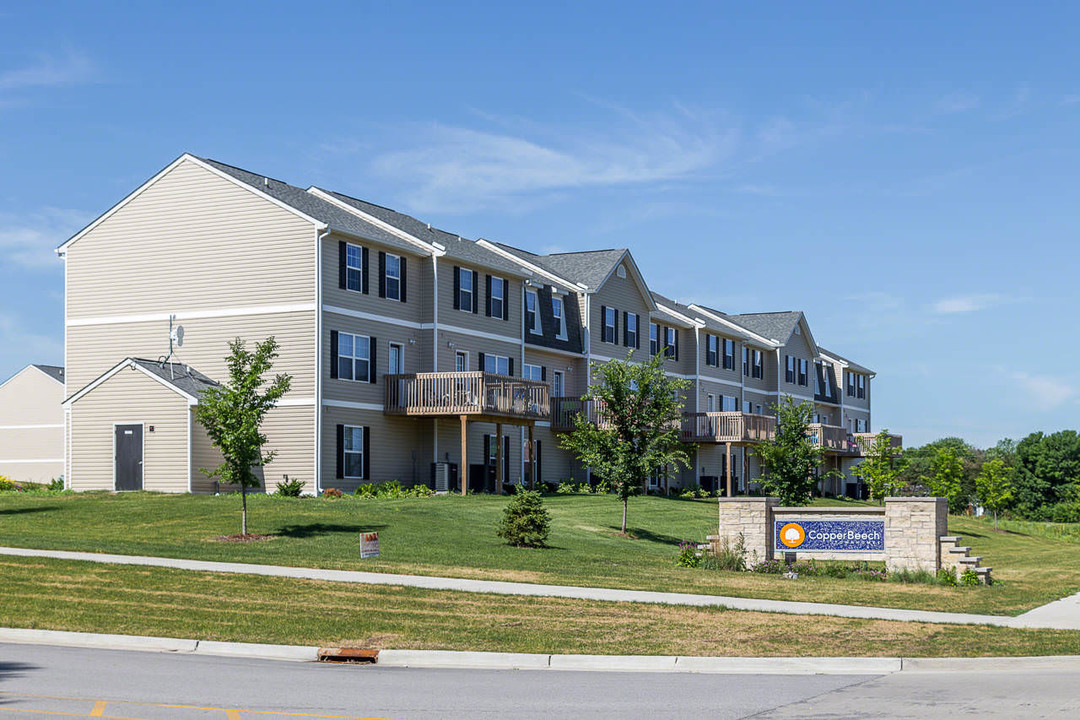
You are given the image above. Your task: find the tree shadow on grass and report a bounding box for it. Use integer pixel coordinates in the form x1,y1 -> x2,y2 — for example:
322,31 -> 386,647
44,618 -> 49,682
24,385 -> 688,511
610,527 -> 685,545
0,506 -> 57,516
273,522 -> 388,539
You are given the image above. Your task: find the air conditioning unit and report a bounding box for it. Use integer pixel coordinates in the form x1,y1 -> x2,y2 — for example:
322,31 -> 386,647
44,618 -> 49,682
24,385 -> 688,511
433,462 -> 450,493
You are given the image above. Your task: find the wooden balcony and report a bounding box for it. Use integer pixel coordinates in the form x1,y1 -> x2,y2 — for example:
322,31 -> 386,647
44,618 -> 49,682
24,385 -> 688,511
680,412 -> 776,444
852,432 -> 903,457
808,423 -> 852,453
384,372 -> 549,423
550,396 -> 611,432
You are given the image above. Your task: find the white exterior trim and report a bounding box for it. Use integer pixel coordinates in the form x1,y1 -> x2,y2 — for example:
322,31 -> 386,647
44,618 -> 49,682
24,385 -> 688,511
0,364 -> 64,393
0,424 -> 64,430
688,304 -> 778,348
68,303 -> 316,328
476,239 -> 578,290
321,399 -> 383,412
323,304 -> 423,330
276,398 -> 316,407
64,359 -> 200,407
432,323 -> 521,345
654,302 -> 703,329
0,458 -> 66,464
523,344 -> 585,360
307,188 -> 441,256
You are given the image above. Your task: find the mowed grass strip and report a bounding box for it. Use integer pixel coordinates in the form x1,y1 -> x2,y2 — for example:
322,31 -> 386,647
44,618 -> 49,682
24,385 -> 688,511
2,556 -> 1079,657
1,492 -> 1078,615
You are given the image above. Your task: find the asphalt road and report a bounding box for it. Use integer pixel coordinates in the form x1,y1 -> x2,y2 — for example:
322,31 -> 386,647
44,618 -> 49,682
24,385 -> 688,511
1,644 -> 1077,719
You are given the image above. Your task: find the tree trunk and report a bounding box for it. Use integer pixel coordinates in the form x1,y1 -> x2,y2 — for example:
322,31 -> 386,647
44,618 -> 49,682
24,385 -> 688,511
621,496 -> 628,535
994,510 -> 998,531
241,483 -> 248,536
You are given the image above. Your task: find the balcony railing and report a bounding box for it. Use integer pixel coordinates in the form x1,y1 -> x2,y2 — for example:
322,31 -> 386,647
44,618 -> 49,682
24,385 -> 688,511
681,412 -> 777,444
384,372 -> 550,421
550,396 -> 611,432
808,423 -> 851,452
852,432 -> 903,457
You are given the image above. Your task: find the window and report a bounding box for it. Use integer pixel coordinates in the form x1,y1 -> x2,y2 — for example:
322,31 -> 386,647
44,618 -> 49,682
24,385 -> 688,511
522,363 -> 543,381
706,394 -> 716,412
857,374 -> 866,400
723,339 -> 735,370
343,426 -> 364,479
785,355 -> 796,384
625,312 -> 638,348
721,395 -> 738,412
705,335 -> 719,367
602,306 -> 617,343
382,253 -> 402,301
752,350 -> 763,379
797,358 -> 809,387
388,342 -> 404,374
664,327 -> 677,359
814,362 -> 823,396
455,351 -> 468,373
649,323 -> 660,356
743,346 -> 750,377
820,362 -> 833,398
482,353 -> 511,376
552,295 -> 567,339
848,372 -> 857,397
345,243 -> 364,292
336,332 -> 371,382
525,290 -> 541,334
488,276 -> 506,319
455,267 -> 476,313
552,370 -> 564,398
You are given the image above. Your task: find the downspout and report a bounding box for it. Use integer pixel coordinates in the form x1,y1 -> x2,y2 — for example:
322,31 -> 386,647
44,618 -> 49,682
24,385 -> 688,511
431,252 -> 440,467
693,325 -> 700,483
314,226 -> 330,496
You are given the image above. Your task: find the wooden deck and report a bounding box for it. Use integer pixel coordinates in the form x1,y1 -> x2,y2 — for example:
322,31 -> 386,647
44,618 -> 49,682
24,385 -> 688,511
680,412 -> 776,444
384,372 -> 550,422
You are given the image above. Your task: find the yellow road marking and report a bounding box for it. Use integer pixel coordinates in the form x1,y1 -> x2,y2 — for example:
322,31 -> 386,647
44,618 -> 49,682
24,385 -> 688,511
225,711 -> 242,720
89,701 -> 108,717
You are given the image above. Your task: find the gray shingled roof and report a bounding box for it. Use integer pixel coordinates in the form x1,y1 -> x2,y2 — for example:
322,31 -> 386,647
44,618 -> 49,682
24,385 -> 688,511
130,359 -> 219,398
818,347 -> 875,375
650,294 -> 757,340
727,311 -> 804,344
321,191 -> 529,277
199,158 -> 425,257
32,364 -> 65,383
491,243 -> 628,290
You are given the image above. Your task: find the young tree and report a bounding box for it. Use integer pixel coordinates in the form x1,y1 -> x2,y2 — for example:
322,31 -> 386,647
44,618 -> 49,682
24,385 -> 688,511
195,337 -> 292,536
927,445 -> 966,513
976,458 -> 1014,530
559,352 -> 693,535
755,397 -> 823,506
854,429 -> 903,503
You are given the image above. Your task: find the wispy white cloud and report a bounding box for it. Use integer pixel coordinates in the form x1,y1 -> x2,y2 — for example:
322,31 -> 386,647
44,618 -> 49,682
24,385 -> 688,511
0,311 -> 63,376
0,50 -> 96,92
935,91 -> 980,115
0,207 -> 91,269
930,293 -> 1008,314
1010,371 -> 1078,410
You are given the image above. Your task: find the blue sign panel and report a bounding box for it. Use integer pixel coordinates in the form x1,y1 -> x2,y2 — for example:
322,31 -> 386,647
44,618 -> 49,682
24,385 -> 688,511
774,519 -> 885,552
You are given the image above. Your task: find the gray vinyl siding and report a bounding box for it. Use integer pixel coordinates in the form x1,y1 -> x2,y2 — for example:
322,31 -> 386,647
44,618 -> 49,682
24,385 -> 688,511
436,332 -> 520,375
436,260 -> 522,337
591,265 -> 652,358
779,322 -> 817,401
320,408 -> 428,492
433,418 -> 524,486
741,342 -> 776,393
844,369 -> 872,412
322,314 -> 425,404
321,233 -> 430,325
523,348 -> 587,397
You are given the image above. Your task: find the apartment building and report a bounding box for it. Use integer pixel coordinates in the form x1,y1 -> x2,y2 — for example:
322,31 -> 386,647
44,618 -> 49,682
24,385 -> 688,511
58,154 -> 895,496
0,364 -> 65,483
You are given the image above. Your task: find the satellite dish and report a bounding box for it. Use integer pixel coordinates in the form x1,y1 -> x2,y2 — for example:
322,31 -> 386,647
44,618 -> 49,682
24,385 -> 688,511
171,325 -> 185,347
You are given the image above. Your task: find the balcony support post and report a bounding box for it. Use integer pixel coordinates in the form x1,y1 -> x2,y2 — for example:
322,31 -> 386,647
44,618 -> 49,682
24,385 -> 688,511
460,414 -> 468,496
495,422 -> 504,495
725,442 -> 733,497
528,423 -> 535,490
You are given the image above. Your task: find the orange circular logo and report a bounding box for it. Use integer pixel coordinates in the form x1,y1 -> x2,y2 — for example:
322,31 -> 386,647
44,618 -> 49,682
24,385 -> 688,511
779,523 -> 806,548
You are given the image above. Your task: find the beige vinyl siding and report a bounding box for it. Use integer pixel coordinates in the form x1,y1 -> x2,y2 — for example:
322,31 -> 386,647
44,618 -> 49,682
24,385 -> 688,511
320,409 -> 428,492
66,311 -> 315,401
0,367 -> 65,483
436,331 -> 520,375
190,419 -> 223,493
845,369 -> 872,412
523,348 -> 586,397
591,265 -> 652,357
322,315 -> 425,405
321,233 -> 429,325
779,322 -> 817,400
742,342 -> 776,393
69,369 -> 189,492
436,261 -> 522,337
434,419 -> 525,487
0,368 -> 65,425
65,158 -> 315,320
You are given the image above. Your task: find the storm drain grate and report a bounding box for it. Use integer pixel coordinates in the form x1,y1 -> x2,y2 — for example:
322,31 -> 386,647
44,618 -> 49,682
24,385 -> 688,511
317,648 -> 380,664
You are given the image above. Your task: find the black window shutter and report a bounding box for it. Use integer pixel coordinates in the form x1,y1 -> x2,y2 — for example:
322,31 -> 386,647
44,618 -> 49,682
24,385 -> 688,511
335,424 -> 344,479
635,314 -> 641,348
614,311 -> 619,346
472,271 -> 479,313
338,241 -> 347,289
362,427 -> 371,480
541,366 -> 546,382
503,283 -> 509,321
600,305 -> 607,342
378,251 -> 386,298
674,329 -> 679,361
485,274 -> 492,317
400,256 -> 407,303
453,267 -> 461,309
369,336 -> 377,384
478,352 -> 485,372
622,311 -> 628,346
361,247 -> 370,294
329,330 -> 339,379
508,358 -> 514,377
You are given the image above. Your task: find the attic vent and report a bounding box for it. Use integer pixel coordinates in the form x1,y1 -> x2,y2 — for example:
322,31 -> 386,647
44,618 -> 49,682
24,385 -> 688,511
794,325 -> 801,335
617,265 -> 627,278
263,177 -> 269,187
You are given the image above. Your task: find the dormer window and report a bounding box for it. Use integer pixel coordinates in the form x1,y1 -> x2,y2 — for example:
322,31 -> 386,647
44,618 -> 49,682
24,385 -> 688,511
602,306 -> 617,343
525,290 -> 541,334
552,295 -> 567,340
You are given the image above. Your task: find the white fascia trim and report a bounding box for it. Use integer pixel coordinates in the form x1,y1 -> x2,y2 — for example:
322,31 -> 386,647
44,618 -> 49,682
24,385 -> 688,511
523,344 -> 586,360
476,240 -> 578,290
589,352 -> 698,380
307,188 -> 441,256
68,303 -> 316,328
323,304 -> 424,330
64,359 -> 199,407
429,323 -> 521,346
771,390 -> 817,402
322,399 -> 384,412
0,424 -> 64,430
819,352 -> 850,368
276,398 -> 316,407
0,458 -> 65,464
654,303 -> 703,329
687,305 -> 778,348
695,376 -> 743,390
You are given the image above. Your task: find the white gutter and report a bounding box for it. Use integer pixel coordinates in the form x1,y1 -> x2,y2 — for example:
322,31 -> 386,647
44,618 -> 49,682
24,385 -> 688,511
314,226 -> 330,496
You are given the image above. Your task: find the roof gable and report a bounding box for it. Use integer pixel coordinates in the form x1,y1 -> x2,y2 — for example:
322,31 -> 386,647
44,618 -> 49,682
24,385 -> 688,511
64,358 -> 218,406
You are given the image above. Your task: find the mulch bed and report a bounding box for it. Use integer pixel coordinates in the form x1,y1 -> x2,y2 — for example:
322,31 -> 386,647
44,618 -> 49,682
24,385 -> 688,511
215,533 -> 275,543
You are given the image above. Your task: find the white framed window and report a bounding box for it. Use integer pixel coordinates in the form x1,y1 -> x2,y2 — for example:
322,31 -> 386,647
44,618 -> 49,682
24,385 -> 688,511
552,295 -> 567,340
798,359 -> 809,387
459,268 -> 474,312
752,350 -> 763,379
384,254 -> 402,301
552,370 -> 564,397
857,374 -> 866,399
525,290 -> 541,334
626,313 -> 638,348
603,306 -> 617,343
814,362 -> 823,396
455,351 -> 468,373
723,338 -> 735,370
522,363 -> 543,381
343,425 -> 364,479
664,327 -> 677,359
338,332 -> 370,382
345,243 -> 364,292
706,335 -> 719,367
490,276 -> 505,319
743,346 -> 750,377
650,323 -> 660,356
785,355 -> 796,384
388,342 -> 404,374
707,393 -> 716,412
484,354 -> 511,376
617,265 -> 627,278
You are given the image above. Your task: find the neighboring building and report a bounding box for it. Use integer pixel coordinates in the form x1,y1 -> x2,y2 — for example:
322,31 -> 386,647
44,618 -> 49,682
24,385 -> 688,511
58,154 -> 897,496
0,364 -> 65,483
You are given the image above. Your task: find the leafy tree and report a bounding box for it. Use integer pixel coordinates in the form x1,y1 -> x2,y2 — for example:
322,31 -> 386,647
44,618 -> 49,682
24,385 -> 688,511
1013,431 -> 1080,518
927,445 -> 967,513
854,429 -> 903,503
897,436 -> 980,497
559,352 -> 693,534
495,490 -> 551,547
755,397 -> 823,506
975,458 -> 1014,530
195,337 -> 292,536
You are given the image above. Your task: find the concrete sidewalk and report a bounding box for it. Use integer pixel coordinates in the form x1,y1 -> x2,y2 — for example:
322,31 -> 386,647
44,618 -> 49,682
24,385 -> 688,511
2,545 -> 1077,630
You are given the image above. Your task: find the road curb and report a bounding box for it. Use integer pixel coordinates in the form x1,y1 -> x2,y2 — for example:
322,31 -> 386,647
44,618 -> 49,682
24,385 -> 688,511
2,628 -> 1077,674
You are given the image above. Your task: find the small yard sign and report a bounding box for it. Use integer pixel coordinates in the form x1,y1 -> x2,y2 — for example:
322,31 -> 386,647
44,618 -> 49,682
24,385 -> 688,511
359,532 -> 380,558
774,519 -> 885,552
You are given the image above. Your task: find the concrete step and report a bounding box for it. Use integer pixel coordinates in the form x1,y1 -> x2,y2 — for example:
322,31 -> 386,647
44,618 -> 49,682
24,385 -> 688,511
959,556 -> 982,565
947,546 -> 971,554
940,536 -> 962,543
974,566 -> 992,574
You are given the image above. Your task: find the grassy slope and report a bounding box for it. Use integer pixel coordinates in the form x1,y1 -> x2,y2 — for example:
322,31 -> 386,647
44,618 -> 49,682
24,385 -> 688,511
0,492 -> 1077,615
3,555 -> 1078,657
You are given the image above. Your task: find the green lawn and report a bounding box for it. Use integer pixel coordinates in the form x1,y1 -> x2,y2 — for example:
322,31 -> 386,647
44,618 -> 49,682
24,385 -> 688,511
3,554 -> 1079,657
0,491 -> 1077,616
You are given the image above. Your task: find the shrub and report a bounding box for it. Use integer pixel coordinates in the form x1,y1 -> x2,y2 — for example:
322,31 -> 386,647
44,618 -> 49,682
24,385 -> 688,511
0,476 -> 23,492
702,533 -> 746,571
495,490 -> 551,547
751,559 -> 784,574
676,541 -> 702,568
322,488 -> 344,498
408,484 -> 435,498
1046,502 -> 1080,524
47,477 -> 65,492
959,568 -> 981,587
937,568 -> 958,586
355,483 -> 378,498
889,568 -> 937,585
275,477 -> 305,497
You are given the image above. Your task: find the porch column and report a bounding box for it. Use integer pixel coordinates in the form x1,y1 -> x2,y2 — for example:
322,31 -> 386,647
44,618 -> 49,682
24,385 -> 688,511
460,414 -> 468,496
495,422 -> 504,494
725,442 -> 733,497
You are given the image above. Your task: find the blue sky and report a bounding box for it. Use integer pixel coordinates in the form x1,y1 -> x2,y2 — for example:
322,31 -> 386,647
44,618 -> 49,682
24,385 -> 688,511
1,2 -> 1077,448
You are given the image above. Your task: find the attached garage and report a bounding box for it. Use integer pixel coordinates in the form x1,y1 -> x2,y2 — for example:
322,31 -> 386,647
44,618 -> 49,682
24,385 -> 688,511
0,364 -> 66,483
65,358 -> 217,492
